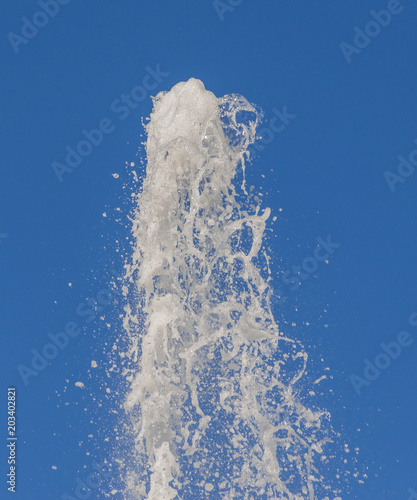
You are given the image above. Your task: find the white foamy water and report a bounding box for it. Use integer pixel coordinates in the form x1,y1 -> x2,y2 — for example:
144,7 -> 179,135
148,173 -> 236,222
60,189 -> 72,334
119,78 -> 343,499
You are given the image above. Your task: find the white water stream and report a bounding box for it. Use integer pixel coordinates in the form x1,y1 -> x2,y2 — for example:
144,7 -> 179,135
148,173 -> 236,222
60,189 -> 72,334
118,78 -> 342,499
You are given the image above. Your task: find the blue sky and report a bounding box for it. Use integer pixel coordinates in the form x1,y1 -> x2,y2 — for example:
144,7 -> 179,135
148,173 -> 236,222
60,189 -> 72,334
2,1 -> 417,498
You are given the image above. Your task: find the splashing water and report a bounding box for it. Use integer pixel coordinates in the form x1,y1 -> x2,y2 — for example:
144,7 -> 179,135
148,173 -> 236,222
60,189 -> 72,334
119,78 -> 342,499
